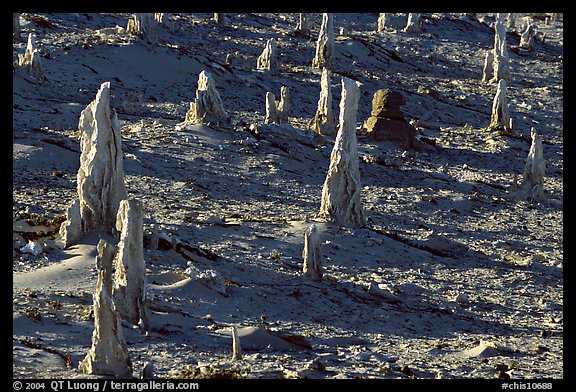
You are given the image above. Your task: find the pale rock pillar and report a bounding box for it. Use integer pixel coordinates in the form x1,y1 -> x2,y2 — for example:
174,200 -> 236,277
18,33 -> 45,81
264,92 -> 279,124
481,50 -> 494,83
295,13 -> 310,38
214,13 -> 227,26
319,77 -> 366,227
302,224 -> 322,281
403,13 -> 421,33
517,128 -> 545,202
276,86 -> 290,124
377,13 -> 391,32
60,82 -> 127,247
492,13 -> 510,83
488,79 -> 511,132
312,13 -> 334,70
520,22 -> 535,49
185,70 -> 229,125
309,67 -> 336,135
126,13 -> 157,45
113,199 -> 148,328
79,240 -> 132,378
257,38 -> 278,73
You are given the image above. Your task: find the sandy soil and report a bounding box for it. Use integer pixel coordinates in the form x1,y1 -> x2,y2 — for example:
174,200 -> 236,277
12,13 -> 563,380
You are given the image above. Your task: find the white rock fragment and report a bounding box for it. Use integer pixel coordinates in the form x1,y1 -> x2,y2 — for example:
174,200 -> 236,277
185,70 -> 229,125
319,77 -> 366,227
264,92 -> 278,124
257,38 -> 278,74
18,33 -> 45,81
113,199 -> 148,328
295,13 -> 310,38
60,82 -> 128,247
520,22 -> 535,49
126,13 -> 157,45
481,50 -> 494,83
312,13 -> 334,70
516,128 -> 545,202
367,282 -> 400,304
377,13 -> 391,32
488,79 -> 511,132
20,241 -> 43,256
79,240 -> 132,378
492,13 -> 510,83
309,67 -> 336,135
403,13 -> 421,33
232,326 -> 242,360
302,224 -> 322,282
276,86 -> 290,124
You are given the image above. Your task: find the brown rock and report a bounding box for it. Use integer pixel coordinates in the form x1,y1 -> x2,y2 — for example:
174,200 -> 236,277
370,89 -> 405,119
364,117 -> 417,149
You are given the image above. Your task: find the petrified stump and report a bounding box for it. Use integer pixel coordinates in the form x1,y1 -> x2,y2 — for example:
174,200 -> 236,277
312,13 -> 334,70
60,82 -> 127,247
79,240 -> 132,378
113,199 -> 148,328
488,79 -> 511,132
126,13 -> 157,45
309,67 -> 336,135
264,92 -> 278,124
363,89 -> 417,149
319,77 -> 366,227
185,70 -> 229,125
302,224 -> 322,281
481,50 -> 494,83
276,86 -> 290,124
492,13 -> 510,83
377,13 -> 391,32
257,38 -> 278,73
403,13 -> 421,33
295,13 -> 310,38
516,128 -> 545,202
18,33 -> 45,81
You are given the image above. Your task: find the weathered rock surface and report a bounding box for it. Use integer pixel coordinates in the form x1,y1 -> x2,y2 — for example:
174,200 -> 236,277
185,70 -> 229,125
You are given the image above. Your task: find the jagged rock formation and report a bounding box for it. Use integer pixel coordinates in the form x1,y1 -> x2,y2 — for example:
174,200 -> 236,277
492,13 -> 510,83
319,77 -> 366,227
13,13 -> 21,42
302,224 -> 322,281
377,13 -> 391,32
18,33 -> 45,81
516,128 -> 545,202
264,92 -> 278,124
363,89 -> 417,149
481,50 -> 494,83
309,67 -> 336,135
312,13 -> 334,70
276,86 -> 290,124
79,240 -> 132,378
185,70 -> 229,125
126,13 -> 157,45
294,13 -> 310,38
403,13 -> 421,33
488,79 -> 511,132
113,199 -> 148,329
257,38 -> 278,73
520,22 -> 535,49
59,82 -> 127,247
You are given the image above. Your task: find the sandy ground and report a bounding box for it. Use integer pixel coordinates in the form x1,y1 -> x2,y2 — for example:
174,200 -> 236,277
12,13 -> 563,380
